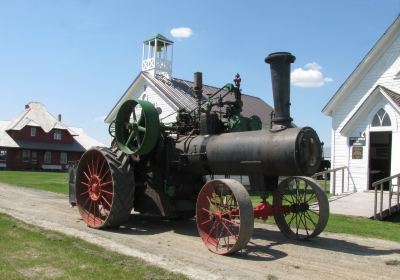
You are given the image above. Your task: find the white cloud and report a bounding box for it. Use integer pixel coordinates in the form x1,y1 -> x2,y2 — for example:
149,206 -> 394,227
94,115 -> 106,122
291,62 -> 333,88
304,62 -> 322,71
170,27 -> 193,38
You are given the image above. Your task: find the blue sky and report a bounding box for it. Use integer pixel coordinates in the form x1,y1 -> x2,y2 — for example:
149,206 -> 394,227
0,0 -> 399,146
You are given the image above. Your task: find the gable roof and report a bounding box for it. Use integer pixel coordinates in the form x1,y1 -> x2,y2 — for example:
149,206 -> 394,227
0,121 -> 105,151
340,85 -> 400,135
323,16 -> 400,116
6,102 -> 77,135
384,86 -> 400,107
105,72 -> 273,126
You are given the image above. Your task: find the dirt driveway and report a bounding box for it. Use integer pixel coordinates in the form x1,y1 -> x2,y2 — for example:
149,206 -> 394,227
0,183 -> 399,280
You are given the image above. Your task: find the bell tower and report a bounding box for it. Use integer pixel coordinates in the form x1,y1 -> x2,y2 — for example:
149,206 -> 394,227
142,34 -> 174,78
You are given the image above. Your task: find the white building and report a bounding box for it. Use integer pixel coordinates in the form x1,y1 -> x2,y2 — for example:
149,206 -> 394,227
323,17 -> 400,194
104,34 -> 273,129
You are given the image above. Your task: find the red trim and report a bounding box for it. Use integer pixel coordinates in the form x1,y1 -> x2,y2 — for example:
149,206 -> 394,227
253,201 -> 291,220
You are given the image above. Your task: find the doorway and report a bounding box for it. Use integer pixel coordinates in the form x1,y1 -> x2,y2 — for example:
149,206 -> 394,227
369,131 -> 392,190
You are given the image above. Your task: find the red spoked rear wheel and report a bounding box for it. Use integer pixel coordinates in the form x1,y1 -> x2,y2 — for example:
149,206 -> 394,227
196,179 -> 254,255
75,147 -> 135,229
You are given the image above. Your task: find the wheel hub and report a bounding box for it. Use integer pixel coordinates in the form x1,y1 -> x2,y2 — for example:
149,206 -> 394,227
89,176 -> 101,201
290,202 -> 309,213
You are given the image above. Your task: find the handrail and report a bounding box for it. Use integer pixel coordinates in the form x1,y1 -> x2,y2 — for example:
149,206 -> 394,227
372,172 -> 400,220
312,166 -> 348,194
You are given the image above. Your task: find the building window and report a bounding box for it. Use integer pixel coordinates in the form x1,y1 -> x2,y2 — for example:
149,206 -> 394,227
53,130 -> 62,140
372,108 -> 391,127
0,149 -> 6,162
22,150 -> 30,162
60,152 -> 67,164
143,85 -> 147,92
31,151 -> 37,164
44,151 -> 51,164
31,127 -> 37,137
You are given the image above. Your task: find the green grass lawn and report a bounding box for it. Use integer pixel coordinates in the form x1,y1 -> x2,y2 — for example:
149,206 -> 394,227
0,170 -> 68,194
0,213 -> 187,280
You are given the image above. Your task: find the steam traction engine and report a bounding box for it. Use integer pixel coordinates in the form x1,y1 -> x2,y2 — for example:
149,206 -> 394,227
72,52 -> 329,255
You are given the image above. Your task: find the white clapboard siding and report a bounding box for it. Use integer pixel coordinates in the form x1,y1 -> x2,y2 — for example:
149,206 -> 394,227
330,28 -> 400,193
134,82 -> 178,124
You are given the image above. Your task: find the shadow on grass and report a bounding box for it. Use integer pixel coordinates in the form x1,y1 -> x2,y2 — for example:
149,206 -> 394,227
103,213 -> 400,262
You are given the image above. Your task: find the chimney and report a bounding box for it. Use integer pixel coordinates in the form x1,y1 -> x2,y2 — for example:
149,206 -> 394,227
25,104 -> 30,109
58,114 -> 62,122
193,72 -> 203,120
265,52 -> 296,130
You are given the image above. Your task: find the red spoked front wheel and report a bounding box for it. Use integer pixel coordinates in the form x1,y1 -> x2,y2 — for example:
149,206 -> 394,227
196,179 -> 254,255
75,147 -> 135,229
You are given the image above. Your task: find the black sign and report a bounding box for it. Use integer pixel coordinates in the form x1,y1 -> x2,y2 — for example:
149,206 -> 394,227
349,137 -> 366,146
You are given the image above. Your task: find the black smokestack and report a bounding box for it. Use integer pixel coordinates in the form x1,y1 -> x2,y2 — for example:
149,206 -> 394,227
265,52 -> 296,130
194,72 -> 203,121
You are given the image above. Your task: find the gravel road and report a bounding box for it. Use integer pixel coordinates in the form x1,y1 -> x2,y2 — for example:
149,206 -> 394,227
0,183 -> 399,280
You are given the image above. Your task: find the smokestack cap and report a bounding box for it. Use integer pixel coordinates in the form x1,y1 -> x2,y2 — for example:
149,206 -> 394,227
265,52 -> 296,64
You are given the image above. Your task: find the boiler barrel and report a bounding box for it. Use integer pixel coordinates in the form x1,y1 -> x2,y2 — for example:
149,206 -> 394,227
175,127 -> 321,176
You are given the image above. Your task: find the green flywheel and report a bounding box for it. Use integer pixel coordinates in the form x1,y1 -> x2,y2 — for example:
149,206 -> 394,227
115,99 -> 160,155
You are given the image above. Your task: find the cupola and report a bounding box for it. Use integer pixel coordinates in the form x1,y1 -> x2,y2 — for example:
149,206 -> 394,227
142,34 -> 174,78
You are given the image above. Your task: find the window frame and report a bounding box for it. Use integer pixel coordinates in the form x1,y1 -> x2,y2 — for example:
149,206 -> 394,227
0,149 -> 7,162
31,151 -> 37,164
22,150 -> 30,163
53,130 -> 62,141
30,127 -> 37,137
371,108 -> 391,127
60,152 -> 67,164
44,151 -> 52,164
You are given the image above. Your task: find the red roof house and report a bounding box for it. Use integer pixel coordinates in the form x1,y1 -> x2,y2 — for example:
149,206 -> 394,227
0,102 -> 104,171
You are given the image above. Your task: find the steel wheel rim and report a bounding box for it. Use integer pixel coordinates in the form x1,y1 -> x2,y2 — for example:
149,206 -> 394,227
196,179 -> 253,254
76,150 -> 114,228
273,176 -> 329,240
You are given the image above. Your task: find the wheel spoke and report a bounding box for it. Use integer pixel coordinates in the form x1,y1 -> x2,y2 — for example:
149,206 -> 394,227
101,189 -> 113,196
83,171 -> 90,182
221,217 -> 239,227
99,180 -> 113,188
100,168 -> 110,181
201,218 -> 212,226
197,179 -> 253,254
300,212 -> 309,237
286,213 -> 296,228
91,159 -> 96,177
132,108 -> 137,122
97,159 -> 106,180
80,181 -> 91,188
304,211 -> 317,227
101,196 -> 112,208
79,189 -> 90,196
221,221 -> 238,239
308,209 -> 320,216
201,207 -> 213,215
273,177 -> 329,240
81,195 -> 91,209
126,131 -> 136,146
306,193 -> 317,203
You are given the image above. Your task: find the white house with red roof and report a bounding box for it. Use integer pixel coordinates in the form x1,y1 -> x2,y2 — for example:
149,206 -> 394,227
0,102 -> 104,170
